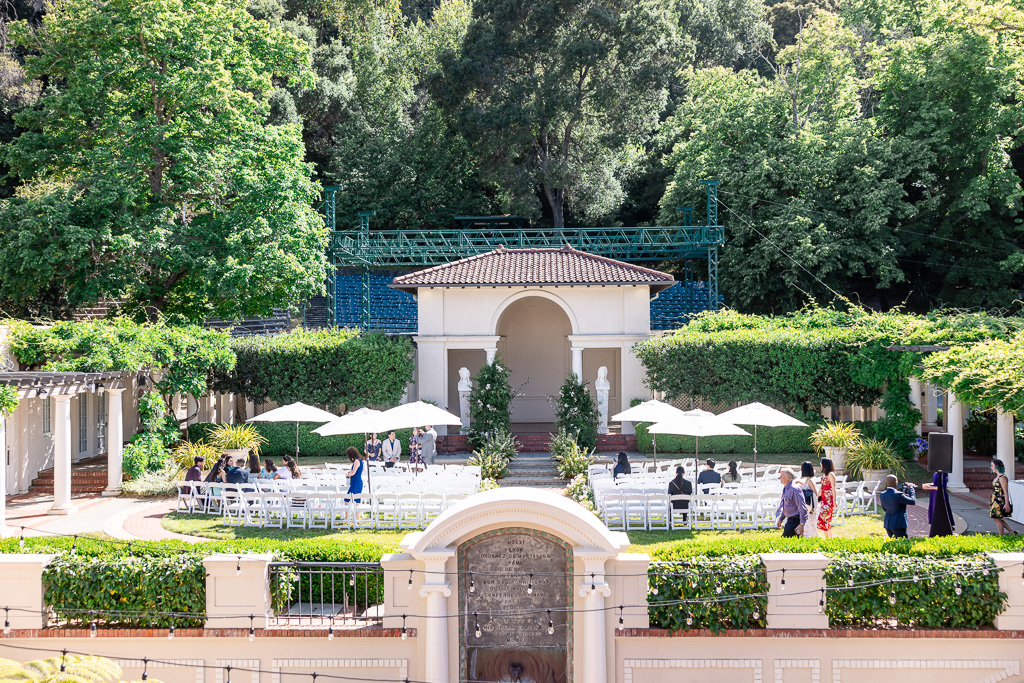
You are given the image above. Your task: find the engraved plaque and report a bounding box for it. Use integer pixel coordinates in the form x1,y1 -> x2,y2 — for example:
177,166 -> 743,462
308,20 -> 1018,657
459,528 -> 572,683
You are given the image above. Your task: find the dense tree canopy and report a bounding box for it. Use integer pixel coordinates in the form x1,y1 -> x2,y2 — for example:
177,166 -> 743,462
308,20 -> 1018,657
0,0 -> 1022,316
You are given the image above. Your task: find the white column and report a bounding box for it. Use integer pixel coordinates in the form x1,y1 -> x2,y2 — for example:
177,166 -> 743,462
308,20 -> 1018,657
596,366 -> 610,435
909,379 -> 923,435
578,558 -> 610,683
996,408 -> 1015,481
103,387 -> 125,496
484,347 -> 497,365
922,383 -> 939,426
570,346 -> 584,380
48,394 -> 76,515
418,557 -> 452,683
0,412 -> 8,536
457,368 -> 472,433
947,391 -> 967,492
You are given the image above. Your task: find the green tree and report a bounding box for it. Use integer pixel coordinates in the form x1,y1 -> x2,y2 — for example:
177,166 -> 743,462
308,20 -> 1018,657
431,0 -> 686,229
0,0 -> 327,322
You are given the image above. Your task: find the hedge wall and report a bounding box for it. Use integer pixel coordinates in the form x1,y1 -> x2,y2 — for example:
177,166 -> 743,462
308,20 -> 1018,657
187,422 -> 415,459
648,556 -> 766,633
211,329 -> 415,411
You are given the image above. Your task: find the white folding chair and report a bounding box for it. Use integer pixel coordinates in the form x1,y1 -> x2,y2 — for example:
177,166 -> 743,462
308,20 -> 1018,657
221,484 -> 245,526
624,495 -> 648,531
284,492 -> 308,529
736,493 -> 760,531
175,481 -> 195,512
690,494 -> 715,531
397,493 -> 422,529
375,493 -> 399,530
262,492 -> 286,528
242,490 -> 266,527
421,493 -> 444,525
602,493 -> 625,531
715,493 -> 739,531
306,494 -> 331,529
669,495 -> 692,530
646,494 -> 670,531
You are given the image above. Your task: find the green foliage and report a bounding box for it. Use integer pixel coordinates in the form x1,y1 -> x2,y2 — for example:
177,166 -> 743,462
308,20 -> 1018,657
6,319 -> 235,403
0,385 -> 19,414
43,552 -> 206,627
121,469 -> 178,498
188,421 -> 415,459
561,473 -> 596,514
845,438 -> 905,477
922,334 -> 1024,414
648,556 -> 767,633
0,654 -> 123,683
170,441 -> 221,477
208,423 -> 268,454
138,391 -> 182,448
0,0 -> 326,321
554,374 -> 599,450
212,329 -> 414,411
550,429 -> 596,479
809,421 -> 862,451
467,428 -> 517,478
635,421 -> 819,455
122,433 -> 170,480
825,554 -> 1005,628
467,358 -> 514,449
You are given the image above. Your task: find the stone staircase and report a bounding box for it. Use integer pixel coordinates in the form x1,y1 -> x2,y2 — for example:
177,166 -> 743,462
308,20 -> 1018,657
28,455 -> 114,495
963,465 -> 994,491
499,453 -> 565,488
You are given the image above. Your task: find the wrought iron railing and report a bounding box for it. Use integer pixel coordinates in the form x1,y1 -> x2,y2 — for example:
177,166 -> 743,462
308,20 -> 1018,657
268,562 -> 385,627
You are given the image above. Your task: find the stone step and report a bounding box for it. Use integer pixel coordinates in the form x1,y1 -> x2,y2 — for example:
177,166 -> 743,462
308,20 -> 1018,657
499,476 -> 567,487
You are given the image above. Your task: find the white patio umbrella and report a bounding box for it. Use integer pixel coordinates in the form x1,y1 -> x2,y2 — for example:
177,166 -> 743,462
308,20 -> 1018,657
718,402 -> 808,480
313,407 -> 390,437
647,413 -> 750,461
379,401 -> 463,428
247,401 -> 338,459
610,400 -> 690,462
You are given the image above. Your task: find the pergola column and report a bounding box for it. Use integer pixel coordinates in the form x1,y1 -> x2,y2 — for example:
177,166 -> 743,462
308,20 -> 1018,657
909,379 -> 923,435
485,347 -> 497,365
922,383 -> 939,426
103,387 -> 125,496
0,411 -> 9,536
578,557 -> 610,683
417,555 -> 453,683
48,394 -> 76,515
996,408 -> 1015,481
570,346 -> 584,379
947,391 -> 968,493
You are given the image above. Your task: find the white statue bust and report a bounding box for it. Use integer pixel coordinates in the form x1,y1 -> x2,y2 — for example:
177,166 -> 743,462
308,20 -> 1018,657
457,367 -> 472,392
595,365 -> 610,391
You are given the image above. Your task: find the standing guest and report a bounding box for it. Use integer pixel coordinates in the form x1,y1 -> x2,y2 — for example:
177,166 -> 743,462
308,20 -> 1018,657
879,475 -> 917,538
697,458 -> 722,492
722,461 -> 741,484
922,471 -> 953,537
381,430 -> 402,468
364,433 -> 383,462
613,452 -> 631,479
775,468 -> 807,538
225,456 -> 250,484
817,457 -> 837,538
667,465 -> 692,515
409,428 -> 423,469
259,459 -> 277,480
799,461 -> 819,537
344,446 -> 365,502
990,458 -> 1017,535
418,424 -> 437,466
204,457 -> 227,483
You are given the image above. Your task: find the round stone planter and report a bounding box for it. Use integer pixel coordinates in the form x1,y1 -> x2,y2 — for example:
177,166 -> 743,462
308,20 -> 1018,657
861,468 -> 889,484
822,446 -> 848,474
222,447 -> 250,461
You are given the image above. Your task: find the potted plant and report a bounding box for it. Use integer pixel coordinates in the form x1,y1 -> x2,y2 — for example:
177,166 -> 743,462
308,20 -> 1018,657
845,438 -> 904,482
909,437 -> 928,465
809,421 -> 861,474
209,423 -> 267,464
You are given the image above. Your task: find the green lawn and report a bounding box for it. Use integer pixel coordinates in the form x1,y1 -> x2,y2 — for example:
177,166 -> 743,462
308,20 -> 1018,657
162,510 -> 886,554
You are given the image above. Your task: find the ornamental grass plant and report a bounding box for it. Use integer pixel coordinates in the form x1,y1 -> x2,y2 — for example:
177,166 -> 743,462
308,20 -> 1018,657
845,437 -> 905,477
208,422 -> 267,455
809,421 -> 861,451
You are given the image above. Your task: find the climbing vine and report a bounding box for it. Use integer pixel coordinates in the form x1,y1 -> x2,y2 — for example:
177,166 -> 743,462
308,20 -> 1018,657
0,385 -> 18,414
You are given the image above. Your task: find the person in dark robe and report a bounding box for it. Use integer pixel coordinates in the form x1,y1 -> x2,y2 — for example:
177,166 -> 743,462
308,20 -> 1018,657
923,471 -> 954,537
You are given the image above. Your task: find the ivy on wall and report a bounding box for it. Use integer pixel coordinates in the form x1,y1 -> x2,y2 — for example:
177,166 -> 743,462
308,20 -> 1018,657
0,385 -> 19,414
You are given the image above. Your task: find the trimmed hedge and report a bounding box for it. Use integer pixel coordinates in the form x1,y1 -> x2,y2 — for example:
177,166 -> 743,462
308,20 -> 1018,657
648,534 -> 1024,559
825,553 -> 1006,628
187,422 -> 414,459
648,556 -> 766,633
211,329 -> 415,411
44,553 -> 205,627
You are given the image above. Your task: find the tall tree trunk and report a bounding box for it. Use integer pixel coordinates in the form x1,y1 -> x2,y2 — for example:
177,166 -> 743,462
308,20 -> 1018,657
544,184 -> 565,230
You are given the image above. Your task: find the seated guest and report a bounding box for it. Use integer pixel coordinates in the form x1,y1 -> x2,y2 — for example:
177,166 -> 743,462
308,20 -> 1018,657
722,460 -> 741,484
381,430 -> 402,467
184,455 -> 205,492
281,454 -> 301,480
259,459 -> 277,479
667,466 -> 693,513
225,456 -> 250,484
204,457 -> 227,483
612,451 -> 631,479
697,458 -> 722,492
365,433 -> 383,461
880,474 -> 917,538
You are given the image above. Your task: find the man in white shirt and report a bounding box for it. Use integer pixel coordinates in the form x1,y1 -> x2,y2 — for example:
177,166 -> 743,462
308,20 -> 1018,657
381,429 -> 402,467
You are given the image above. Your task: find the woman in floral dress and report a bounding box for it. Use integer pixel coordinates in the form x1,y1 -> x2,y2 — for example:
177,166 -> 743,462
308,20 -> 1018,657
408,428 -> 423,469
990,458 -> 1017,535
817,457 -> 837,538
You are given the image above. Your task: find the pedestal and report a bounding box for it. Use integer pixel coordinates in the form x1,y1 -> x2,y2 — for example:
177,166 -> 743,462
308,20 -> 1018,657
48,394 -> 76,515
103,387 -> 125,496
596,366 -> 610,436
417,555 -> 453,683
578,558 -> 610,683
760,553 -> 829,629
202,553 -> 272,628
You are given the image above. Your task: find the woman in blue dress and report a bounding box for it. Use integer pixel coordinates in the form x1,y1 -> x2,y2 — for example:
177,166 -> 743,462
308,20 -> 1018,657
344,446 -> 364,502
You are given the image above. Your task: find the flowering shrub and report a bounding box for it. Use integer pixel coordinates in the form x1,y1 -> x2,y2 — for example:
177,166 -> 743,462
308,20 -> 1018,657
561,473 -> 596,513
909,437 -> 928,454
468,357 -> 515,449
554,373 -> 599,449
467,428 -> 517,479
479,477 -> 499,491
550,429 -> 596,479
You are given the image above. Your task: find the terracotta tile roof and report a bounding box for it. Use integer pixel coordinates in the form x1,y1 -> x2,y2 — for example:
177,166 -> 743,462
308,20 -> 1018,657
391,246 -> 675,292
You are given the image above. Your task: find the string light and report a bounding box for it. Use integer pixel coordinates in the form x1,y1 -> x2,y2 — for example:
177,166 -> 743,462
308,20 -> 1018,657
19,527 -> 25,549
71,536 -> 78,555
400,615 -> 408,640
889,589 -> 897,606
349,575 -> 356,587
685,609 -> 693,627
236,557 -> 242,576
547,610 -> 554,635
752,607 -> 759,621
60,650 -> 67,673
4,607 -> 10,635
527,573 -> 533,595
225,665 -> 232,683
408,570 -> 414,589
248,615 -> 256,641
328,624 -> 334,641
89,620 -> 97,638
590,573 -> 596,591
469,572 -> 475,593
648,583 -> 658,596
913,572 -> 920,583
474,612 -> 481,638
954,581 -> 962,596
780,569 -> 786,591
617,606 -> 624,630
714,580 -> 722,595
141,658 -> 148,681
312,673 -> 317,683
818,589 -> 825,614
168,625 -> 175,640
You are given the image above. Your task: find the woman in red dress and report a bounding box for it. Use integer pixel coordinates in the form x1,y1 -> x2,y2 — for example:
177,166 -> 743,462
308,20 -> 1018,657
817,457 -> 837,538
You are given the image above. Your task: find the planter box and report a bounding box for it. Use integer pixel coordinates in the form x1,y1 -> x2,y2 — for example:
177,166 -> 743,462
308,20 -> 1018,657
822,446 -> 848,474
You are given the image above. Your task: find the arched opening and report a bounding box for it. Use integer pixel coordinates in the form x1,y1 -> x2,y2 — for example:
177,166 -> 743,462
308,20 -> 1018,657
496,296 -> 571,431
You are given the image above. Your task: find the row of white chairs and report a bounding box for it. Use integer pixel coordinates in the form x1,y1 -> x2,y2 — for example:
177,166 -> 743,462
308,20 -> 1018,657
175,482 -> 474,530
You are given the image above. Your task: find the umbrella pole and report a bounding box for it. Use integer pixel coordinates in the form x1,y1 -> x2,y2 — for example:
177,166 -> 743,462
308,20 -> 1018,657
295,421 -> 300,460
653,433 -> 657,464
364,431 -> 372,493
753,425 -> 758,482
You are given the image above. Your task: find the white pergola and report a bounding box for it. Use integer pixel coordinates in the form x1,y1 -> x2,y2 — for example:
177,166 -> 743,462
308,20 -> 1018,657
0,372 -> 126,533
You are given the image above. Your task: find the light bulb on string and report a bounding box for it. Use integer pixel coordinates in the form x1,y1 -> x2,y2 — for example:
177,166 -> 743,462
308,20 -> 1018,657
685,609 -> 693,627
847,577 -> 854,587
349,575 -> 355,587
715,580 -> 722,595
617,606 -> 624,631
648,582 -> 658,596
401,615 -> 408,640
225,666 -> 232,683
71,536 -> 78,555
90,620 -> 97,638
141,658 -> 148,681
248,615 -> 256,641
168,625 -> 175,640
328,624 -> 335,641
18,528 -> 25,550
752,608 -> 759,621
954,581 -> 962,596
889,590 -> 897,606
818,589 -> 825,614
60,650 -> 67,673
4,607 -> 10,635
236,556 -> 242,576
469,572 -> 475,593
590,574 -> 596,591
408,570 -> 414,589
913,572 -> 920,583
527,573 -> 533,595
780,569 -> 786,590
474,612 -> 481,638
547,610 -> 554,635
